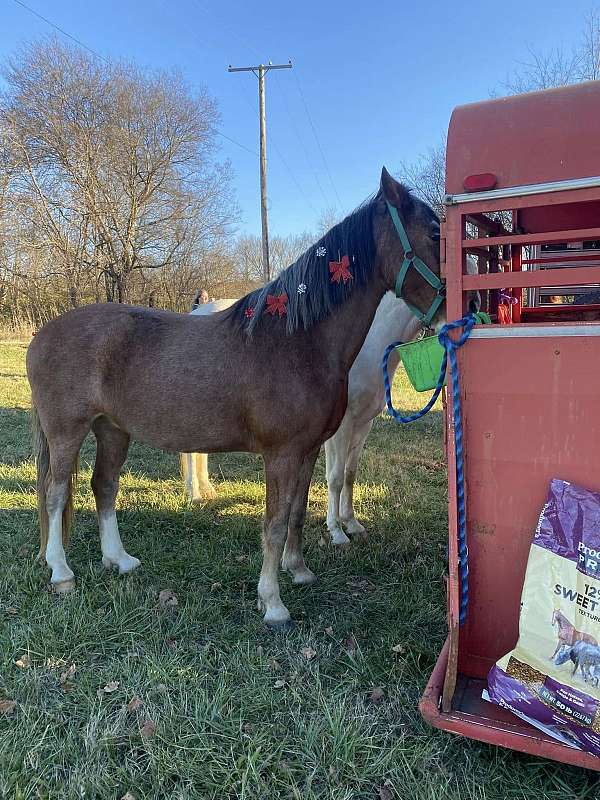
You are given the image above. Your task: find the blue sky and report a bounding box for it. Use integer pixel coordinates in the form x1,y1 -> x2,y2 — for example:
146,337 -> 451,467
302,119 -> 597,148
2,0 -> 595,236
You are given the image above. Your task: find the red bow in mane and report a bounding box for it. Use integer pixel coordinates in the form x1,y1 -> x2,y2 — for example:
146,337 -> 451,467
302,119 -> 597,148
265,293 -> 288,316
329,255 -> 352,284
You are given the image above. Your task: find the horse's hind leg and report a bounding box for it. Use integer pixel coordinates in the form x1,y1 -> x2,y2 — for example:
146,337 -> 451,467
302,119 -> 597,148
325,415 -> 353,546
339,418 -> 373,540
44,428 -> 88,592
91,417 -> 140,574
181,453 -> 217,502
282,447 -> 320,586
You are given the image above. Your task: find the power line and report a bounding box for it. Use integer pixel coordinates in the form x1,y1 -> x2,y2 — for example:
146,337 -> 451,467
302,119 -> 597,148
215,130 -> 257,156
294,73 -> 343,212
11,0 -> 110,62
271,71 -> 332,211
10,0 -> 256,159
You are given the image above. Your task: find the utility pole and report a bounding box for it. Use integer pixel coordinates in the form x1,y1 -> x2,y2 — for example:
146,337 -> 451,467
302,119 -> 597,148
228,60 -> 292,284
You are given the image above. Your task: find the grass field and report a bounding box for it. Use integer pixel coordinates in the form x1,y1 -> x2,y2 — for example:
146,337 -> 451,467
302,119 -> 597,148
1,340 -> 599,799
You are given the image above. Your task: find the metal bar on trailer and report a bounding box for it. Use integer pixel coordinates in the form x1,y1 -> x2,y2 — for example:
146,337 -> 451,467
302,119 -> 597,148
463,266 -> 600,291
464,226 -> 600,249
445,174 -> 600,205
522,252 -> 600,265
447,185 -> 600,215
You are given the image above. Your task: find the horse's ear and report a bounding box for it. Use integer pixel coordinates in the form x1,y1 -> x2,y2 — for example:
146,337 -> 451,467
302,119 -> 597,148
380,166 -> 413,217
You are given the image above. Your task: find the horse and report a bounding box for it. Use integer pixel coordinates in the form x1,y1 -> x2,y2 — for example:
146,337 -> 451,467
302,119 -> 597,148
26,167 -> 444,628
551,609 -> 597,658
180,294 -> 421,532
183,262 -> 479,545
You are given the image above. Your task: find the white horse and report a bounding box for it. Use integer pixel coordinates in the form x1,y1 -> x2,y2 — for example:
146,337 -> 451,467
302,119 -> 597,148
180,299 -> 238,500
180,293 -> 422,543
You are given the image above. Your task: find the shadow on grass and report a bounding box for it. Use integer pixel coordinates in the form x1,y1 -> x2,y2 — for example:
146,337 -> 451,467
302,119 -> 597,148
0,406 -> 266,488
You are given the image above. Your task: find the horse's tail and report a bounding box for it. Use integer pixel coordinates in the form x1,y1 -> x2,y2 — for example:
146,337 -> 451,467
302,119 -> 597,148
32,405 -> 77,559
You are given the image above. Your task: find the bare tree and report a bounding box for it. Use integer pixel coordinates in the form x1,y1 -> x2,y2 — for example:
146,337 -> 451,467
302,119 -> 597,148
1,38 -> 236,306
233,231 -> 314,284
503,10 -> 600,93
398,138 -> 447,217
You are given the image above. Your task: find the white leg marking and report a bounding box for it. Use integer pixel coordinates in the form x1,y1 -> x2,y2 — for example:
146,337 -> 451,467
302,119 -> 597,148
99,511 -> 141,574
257,575 -> 292,625
195,453 -> 217,499
325,424 -> 352,546
46,505 -> 75,589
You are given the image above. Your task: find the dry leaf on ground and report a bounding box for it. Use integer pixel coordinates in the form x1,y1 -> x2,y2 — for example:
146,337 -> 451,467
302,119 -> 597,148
345,634 -> 358,654
391,644 -> 405,655
158,589 -> 178,608
274,679 -> 286,689
60,664 -> 76,683
140,719 -> 157,738
324,626 -> 334,636
102,680 -> 120,693
127,696 -> 143,713
0,700 -> 17,715
300,646 -> 316,661
121,792 -> 136,800
14,654 -> 29,669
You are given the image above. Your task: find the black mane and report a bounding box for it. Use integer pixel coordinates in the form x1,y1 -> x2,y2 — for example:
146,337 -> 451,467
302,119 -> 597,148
228,195 -> 379,335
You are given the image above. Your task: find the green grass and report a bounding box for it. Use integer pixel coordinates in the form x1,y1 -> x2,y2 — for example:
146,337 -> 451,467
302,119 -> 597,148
0,341 -> 599,799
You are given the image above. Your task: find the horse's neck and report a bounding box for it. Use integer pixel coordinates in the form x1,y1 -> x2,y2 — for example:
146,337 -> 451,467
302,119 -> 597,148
311,271 -> 389,374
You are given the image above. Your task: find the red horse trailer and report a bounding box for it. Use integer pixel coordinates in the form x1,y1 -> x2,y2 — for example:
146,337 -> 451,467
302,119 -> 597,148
419,80 -> 600,769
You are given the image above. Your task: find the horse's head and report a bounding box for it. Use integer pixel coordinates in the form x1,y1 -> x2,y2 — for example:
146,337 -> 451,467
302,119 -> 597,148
552,608 -> 561,626
376,167 -> 444,330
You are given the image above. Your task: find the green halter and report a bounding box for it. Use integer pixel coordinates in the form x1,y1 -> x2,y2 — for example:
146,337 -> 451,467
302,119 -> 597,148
386,200 -> 445,327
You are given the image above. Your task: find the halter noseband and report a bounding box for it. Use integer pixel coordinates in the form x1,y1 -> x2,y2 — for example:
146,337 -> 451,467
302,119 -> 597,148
386,200 -> 445,327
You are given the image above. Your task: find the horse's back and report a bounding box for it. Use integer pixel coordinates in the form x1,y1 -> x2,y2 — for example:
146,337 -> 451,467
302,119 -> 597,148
191,299 -> 237,317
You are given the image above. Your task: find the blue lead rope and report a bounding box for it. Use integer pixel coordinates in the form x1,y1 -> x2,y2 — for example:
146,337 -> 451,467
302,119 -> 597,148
382,314 -> 476,625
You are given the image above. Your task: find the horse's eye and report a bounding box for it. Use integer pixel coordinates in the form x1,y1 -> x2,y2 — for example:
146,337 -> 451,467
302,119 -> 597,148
431,232 -> 440,242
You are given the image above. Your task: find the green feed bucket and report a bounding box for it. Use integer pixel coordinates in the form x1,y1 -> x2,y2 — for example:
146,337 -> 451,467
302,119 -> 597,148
396,335 -> 446,393
397,312 -> 490,392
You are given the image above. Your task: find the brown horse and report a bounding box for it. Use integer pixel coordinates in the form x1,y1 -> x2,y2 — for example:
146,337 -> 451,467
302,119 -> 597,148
551,609 -> 598,658
26,168 -> 443,628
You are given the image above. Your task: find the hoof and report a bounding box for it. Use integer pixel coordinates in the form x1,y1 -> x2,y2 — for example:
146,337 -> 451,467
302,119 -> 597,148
330,528 -> 351,546
260,599 -> 293,630
102,554 -> 141,574
291,569 -> 318,586
51,578 -> 76,594
265,617 -> 296,633
343,519 -> 368,540
191,485 -> 218,503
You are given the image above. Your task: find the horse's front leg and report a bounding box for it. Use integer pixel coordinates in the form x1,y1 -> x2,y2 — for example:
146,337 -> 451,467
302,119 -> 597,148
551,640 -> 564,660
258,453 -> 302,628
282,447 -> 320,585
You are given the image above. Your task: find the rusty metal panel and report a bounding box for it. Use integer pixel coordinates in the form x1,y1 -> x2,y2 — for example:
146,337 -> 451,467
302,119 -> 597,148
456,331 -> 600,678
